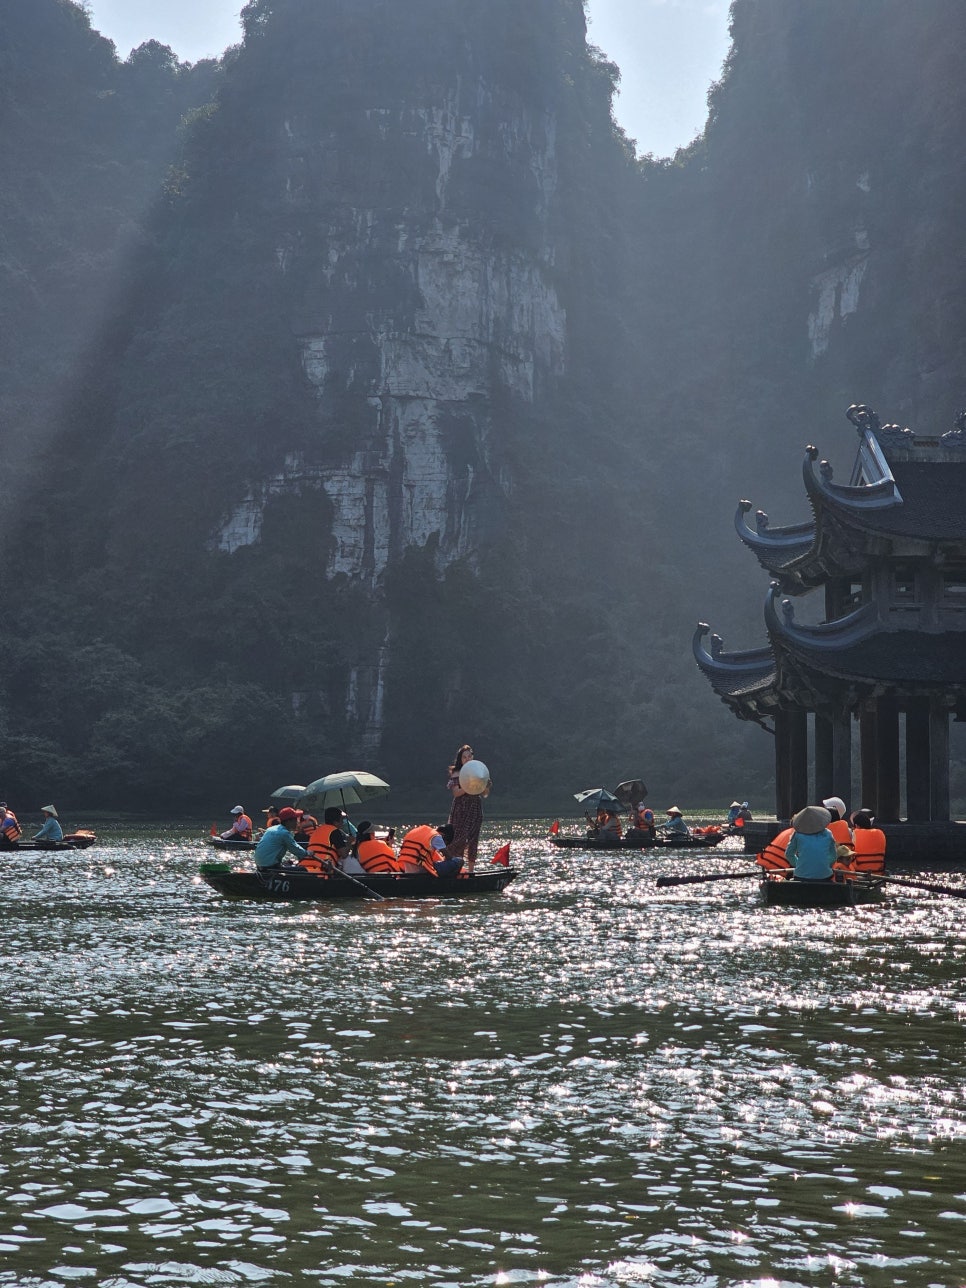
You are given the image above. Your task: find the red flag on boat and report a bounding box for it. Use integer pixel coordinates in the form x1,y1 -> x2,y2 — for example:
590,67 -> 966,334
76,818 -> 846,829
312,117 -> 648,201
491,842 -> 511,866
549,820 -> 560,835
210,824 -> 218,836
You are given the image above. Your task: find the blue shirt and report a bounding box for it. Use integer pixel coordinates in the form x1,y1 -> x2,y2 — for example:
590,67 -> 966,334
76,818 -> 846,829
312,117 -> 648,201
659,815 -> 689,835
253,824 -> 310,869
786,829 -> 836,880
33,817 -> 64,842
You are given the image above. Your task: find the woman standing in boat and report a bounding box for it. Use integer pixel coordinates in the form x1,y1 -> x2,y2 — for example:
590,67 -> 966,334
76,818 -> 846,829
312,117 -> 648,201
446,744 -> 490,876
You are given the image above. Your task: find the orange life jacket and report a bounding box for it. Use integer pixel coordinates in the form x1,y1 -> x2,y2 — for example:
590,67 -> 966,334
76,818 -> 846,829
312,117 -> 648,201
756,827 -> 793,872
829,818 -> 852,845
397,825 -> 440,876
848,828 -> 886,873
356,837 -> 401,874
0,810 -> 21,842
296,854 -> 330,876
233,814 -> 253,840
307,822 -> 344,864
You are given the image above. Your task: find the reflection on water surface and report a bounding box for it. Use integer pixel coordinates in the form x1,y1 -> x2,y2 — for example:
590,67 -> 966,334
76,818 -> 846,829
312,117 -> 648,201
2,820 -> 965,1286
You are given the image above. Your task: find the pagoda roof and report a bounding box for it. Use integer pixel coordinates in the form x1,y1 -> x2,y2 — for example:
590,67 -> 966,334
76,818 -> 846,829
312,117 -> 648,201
692,623 -> 778,725
735,409 -> 966,589
764,583 -> 966,690
803,441 -> 966,543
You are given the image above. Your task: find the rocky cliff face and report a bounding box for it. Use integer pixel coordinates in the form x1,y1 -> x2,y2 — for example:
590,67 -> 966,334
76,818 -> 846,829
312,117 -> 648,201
214,89 -> 567,581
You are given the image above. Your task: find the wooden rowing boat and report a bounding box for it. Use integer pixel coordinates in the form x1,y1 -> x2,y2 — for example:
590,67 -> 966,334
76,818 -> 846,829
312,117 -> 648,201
549,830 -> 726,851
206,834 -> 257,851
1,831 -> 98,852
760,875 -> 885,907
199,862 -> 517,901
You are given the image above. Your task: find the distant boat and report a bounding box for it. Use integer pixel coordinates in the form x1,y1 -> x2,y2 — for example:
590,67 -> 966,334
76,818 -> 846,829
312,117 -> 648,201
549,829 -> 726,851
2,831 -> 98,853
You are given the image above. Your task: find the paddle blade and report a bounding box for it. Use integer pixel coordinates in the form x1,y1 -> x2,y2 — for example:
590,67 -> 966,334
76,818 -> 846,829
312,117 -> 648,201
210,824 -> 218,836
549,820 -> 560,835
491,842 -> 511,866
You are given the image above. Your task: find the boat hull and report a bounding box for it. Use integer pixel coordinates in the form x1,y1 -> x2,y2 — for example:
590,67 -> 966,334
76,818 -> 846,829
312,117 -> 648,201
200,863 -> 517,901
760,876 -> 885,907
1,833 -> 97,852
549,831 -> 725,851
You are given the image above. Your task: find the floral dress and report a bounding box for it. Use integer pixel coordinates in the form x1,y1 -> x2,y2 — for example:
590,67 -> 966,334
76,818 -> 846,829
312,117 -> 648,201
447,773 -> 484,854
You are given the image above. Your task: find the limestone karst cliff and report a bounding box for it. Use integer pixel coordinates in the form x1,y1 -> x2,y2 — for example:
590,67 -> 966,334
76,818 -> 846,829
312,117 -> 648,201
2,0 -> 964,809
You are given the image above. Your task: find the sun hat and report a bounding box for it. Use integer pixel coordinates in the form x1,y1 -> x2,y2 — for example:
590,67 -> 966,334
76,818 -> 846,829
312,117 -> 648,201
41,805 -> 59,817
822,796 -> 847,819
730,801 -> 742,809
230,805 -> 245,814
792,805 -> 832,834
666,806 -> 682,815
277,806 -> 298,822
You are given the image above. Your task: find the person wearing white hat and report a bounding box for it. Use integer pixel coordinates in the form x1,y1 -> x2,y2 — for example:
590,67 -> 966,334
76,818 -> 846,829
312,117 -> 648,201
657,806 -> 689,837
220,805 -> 253,842
33,805 -> 64,843
821,796 -> 853,848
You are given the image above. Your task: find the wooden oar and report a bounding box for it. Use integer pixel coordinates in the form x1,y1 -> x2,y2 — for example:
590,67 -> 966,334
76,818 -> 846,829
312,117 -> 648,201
656,870 -> 760,888
871,874 -> 966,900
332,866 -> 389,901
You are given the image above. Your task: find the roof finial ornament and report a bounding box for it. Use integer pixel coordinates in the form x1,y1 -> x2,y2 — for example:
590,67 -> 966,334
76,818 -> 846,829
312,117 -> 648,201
710,633 -> 724,658
820,459 -> 833,480
755,510 -> 770,533
957,410 -> 966,434
846,404 -> 880,436
781,597 -> 795,625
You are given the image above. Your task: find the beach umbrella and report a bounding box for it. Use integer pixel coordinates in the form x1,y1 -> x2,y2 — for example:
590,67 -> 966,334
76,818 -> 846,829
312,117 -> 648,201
297,771 -> 390,813
269,785 -> 307,802
573,787 -> 625,813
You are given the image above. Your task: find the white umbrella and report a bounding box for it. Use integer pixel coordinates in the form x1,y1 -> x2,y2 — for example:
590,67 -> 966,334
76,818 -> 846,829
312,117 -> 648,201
297,771 -> 390,813
270,784 -> 307,802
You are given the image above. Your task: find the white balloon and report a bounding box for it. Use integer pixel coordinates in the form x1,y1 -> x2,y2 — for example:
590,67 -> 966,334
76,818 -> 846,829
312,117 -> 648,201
458,759 -> 490,795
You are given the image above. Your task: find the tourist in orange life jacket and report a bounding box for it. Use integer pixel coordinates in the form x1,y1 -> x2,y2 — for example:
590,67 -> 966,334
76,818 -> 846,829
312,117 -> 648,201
756,826 -> 794,874
397,824 -> 442,876
431,823 -> 464,876
631,803 -> 656,840
0,802 -> 22,847
845,809 -> 887,873
220,805 -> 253,842
303,807 -> 352,874
596,808 -> 622,840
822,796 -> 853,852
293,810 -> 318,844
353,822 -> 403,874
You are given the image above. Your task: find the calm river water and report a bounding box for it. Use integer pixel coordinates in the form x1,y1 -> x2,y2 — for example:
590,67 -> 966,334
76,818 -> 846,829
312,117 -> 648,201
2,819 -> 966,1288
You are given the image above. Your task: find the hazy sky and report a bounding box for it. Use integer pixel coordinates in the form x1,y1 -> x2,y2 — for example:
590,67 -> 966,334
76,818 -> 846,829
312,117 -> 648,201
85,0 -> 732,158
